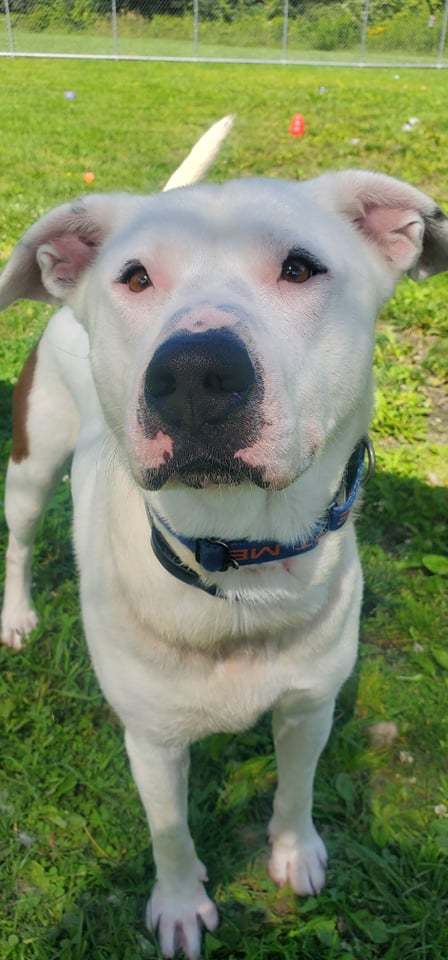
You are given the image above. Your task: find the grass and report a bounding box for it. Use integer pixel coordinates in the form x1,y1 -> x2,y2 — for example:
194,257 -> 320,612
1,17 -> 447,65
0,60 -> 447,960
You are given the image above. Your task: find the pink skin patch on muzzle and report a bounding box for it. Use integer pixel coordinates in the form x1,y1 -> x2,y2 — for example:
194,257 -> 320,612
233,384 -> 288,486
134,428 -> 174,468
176,305 -> 239,333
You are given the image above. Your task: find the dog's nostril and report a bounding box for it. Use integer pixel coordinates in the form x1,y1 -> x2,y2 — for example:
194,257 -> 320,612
146,367 -> 176,399
204,371 -> 223,395
204,354 -> 255,396
203,371 -> 239,395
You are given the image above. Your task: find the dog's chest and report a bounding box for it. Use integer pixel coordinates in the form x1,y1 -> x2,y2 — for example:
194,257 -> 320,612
135,637 -> 325,743
189,649 -> 286,734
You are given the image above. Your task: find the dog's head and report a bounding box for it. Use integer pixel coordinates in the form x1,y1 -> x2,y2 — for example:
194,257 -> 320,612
1,170 -> 447,502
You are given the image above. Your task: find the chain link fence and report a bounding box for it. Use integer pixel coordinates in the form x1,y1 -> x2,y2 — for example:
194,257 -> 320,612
1,1 -> 448,66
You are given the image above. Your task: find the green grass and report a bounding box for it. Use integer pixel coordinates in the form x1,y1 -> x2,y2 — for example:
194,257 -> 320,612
2,33 -> 446,66
0,61 -> 447,960
1,17 -> 447,65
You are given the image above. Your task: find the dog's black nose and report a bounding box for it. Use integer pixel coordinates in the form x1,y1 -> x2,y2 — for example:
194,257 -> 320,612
144,329 -> 255,430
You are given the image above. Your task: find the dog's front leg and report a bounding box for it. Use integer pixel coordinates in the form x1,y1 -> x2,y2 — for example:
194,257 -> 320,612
125,731 -> 218,959
268,697 -> 334,897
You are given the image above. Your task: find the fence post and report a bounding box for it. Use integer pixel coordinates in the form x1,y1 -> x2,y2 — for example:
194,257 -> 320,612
193,0 -> 199,56
282,0 -> 289,59
360,0 -> 370,64
111,0 -> 119,56
3,0 -> 14,54
437,0 -> 448,65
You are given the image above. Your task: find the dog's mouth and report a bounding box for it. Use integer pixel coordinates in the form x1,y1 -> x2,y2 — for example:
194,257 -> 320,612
140,453 -> 269,491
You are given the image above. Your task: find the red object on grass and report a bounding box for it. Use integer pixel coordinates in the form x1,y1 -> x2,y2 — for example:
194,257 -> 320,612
289,113 -> 306,137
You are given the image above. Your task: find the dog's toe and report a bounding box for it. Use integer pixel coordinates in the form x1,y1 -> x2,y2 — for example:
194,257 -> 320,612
268,829 -> 327,896
147,880 -> 218,959
1,607 -> 38,649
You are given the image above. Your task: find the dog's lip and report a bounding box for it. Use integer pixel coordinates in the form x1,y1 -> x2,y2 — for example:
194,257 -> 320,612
137,452 -> 314,492
176,457 -> 236,475
138,451 -> 271,490
136,439 -> 318,491
164,456 -> 261,488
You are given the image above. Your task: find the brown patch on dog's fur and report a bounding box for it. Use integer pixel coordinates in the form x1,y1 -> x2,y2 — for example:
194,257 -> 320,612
11,343 -> 39,463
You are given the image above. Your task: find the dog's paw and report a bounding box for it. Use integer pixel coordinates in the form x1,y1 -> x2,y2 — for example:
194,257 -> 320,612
268,828 -> 327,896
1,606 -> 38,650
146,881 -> 218,959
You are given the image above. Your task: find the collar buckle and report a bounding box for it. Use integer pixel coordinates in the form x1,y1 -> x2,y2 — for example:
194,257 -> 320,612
195,538 -> 240,573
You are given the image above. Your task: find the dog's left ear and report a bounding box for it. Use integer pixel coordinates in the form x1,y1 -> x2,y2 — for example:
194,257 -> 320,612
311,170 -> 448,280
0,194 -> 132,308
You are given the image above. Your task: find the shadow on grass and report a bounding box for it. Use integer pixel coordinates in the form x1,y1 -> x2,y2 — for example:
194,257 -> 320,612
359,466 -> 447,557
1,375 -> 447,957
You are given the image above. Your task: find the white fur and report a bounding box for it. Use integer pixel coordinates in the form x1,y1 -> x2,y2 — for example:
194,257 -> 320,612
2,128 -> 448,958
163,114 -> 234,191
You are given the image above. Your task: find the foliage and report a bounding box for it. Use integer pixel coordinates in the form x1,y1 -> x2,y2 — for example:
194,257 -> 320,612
17,0 -> 98,32
305,10 -> 360,52
7,0 -> 448,54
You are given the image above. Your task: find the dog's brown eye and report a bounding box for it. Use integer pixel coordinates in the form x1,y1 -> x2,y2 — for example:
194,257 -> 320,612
280,250 -> 327,285
281,257 -> 313,283
118,262 -> 152,292
128,267 -> 151,293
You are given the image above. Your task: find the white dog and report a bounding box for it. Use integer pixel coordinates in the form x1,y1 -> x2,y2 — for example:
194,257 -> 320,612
1,117 -> 447,959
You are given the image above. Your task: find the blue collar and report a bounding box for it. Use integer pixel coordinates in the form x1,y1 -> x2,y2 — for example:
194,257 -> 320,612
146,437 -> 374,599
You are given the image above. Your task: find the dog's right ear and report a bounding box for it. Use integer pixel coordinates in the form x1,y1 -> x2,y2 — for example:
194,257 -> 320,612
0,194 -> 126,308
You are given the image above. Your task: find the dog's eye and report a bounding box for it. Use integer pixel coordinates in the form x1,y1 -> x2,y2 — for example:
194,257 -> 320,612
128,268 -> 151,293
280,252 -> 327,284
118,262 -> 152,293
281,258 -> 312,283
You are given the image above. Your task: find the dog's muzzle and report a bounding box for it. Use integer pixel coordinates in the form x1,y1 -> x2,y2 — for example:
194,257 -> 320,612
138,328 -> 263,489
144,328 -> 255,431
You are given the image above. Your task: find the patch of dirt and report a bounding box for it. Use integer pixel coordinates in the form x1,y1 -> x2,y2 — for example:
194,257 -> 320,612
426,384 -> 448,442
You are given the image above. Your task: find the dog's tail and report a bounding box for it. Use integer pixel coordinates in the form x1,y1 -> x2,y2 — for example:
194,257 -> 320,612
163,115 -> 234,191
